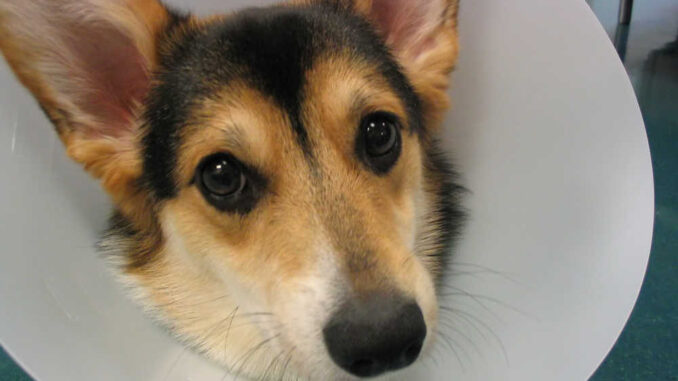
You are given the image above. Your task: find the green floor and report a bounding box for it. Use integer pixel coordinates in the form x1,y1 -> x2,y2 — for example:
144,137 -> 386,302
588,0 -> 678,379
1,2 -> 676,380
0,347 -> 25,381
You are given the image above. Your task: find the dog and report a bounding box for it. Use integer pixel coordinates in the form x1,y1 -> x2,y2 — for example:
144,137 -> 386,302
0,0 -> 463,379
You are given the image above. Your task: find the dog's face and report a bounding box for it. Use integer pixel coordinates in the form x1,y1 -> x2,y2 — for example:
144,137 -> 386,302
0,0 -> 462,379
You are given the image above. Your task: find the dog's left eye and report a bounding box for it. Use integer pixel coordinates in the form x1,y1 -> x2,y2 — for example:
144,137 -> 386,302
357,112 -> 402,174
195,153 -> 263,214
365,116 -> 398,157
201,155 -> 246,197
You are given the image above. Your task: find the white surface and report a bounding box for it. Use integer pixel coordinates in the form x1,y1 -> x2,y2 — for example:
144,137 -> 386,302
0,0 -> 653,380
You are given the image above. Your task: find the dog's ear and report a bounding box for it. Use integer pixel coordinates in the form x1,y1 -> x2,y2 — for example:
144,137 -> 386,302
0,0 -> 173,224
324,0 -> 460,127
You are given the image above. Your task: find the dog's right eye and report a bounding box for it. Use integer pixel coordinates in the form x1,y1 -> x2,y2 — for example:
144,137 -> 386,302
195,154 -> 263,214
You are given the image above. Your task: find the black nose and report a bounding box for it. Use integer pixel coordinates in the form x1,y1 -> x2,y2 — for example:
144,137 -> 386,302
323,295 -> 427,378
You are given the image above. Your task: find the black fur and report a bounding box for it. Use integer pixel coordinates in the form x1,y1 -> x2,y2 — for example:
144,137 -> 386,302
112,1 -> 464,281
142,3 -> 423,200
423,139 -> 467,286
100,212 -> 164,269
221,7 -> 314,154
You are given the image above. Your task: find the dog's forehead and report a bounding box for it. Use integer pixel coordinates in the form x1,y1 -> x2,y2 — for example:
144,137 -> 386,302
143,4 -> 422,199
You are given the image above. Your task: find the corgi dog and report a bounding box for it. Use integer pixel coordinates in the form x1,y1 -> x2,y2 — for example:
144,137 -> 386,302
0,0 -> 463,379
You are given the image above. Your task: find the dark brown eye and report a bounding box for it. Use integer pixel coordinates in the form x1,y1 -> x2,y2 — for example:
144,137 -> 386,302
365,115 -> 398,157
357,112 -> 402,174
200,155 -> 246,197
195,153 -> 266,214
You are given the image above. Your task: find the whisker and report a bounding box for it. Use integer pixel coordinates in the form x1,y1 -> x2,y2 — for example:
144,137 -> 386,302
176,294 -> 231,309
194,307 -> 239,347
438,307 -> 492,351
438,318 -> 484,360
223,306 -> 240,357
261,350 -> 285,381
232,334 -> 281,381
150,291 -> 231,312
427,344 -> 441,368
226,317 -> 276,333
241,312 -> 275,317
436,329 -> 466,370
440,289 -> 533,319
440,306 -> 509,365
448,261 -> 522,285
279,347 -> 296,381
438,285 -> 504,322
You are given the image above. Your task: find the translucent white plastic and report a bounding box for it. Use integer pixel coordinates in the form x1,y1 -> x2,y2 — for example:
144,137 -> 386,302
0,0 -> 653,380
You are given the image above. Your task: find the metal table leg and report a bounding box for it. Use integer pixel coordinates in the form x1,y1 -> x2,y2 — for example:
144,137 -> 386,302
619,0 -> 634,25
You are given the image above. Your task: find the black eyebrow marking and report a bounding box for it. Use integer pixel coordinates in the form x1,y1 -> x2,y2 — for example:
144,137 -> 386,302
142,3 -> 425,200
213,6 -> 315,159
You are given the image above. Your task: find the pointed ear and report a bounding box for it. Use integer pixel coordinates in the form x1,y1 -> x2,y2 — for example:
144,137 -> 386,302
328,0 -> 460,127
0,0 -> 173,223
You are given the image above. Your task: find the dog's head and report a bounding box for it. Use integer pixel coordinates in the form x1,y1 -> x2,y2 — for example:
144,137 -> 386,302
0,0 -> 462,378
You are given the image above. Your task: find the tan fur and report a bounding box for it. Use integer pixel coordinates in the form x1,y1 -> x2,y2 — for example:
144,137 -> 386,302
0,0 -> 460,379
294,0 -> 460,129
120,49 -> 442,379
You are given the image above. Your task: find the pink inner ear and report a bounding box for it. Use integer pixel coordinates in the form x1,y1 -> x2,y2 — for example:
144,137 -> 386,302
370,0 -> 441,56
62,22 -> 149,138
